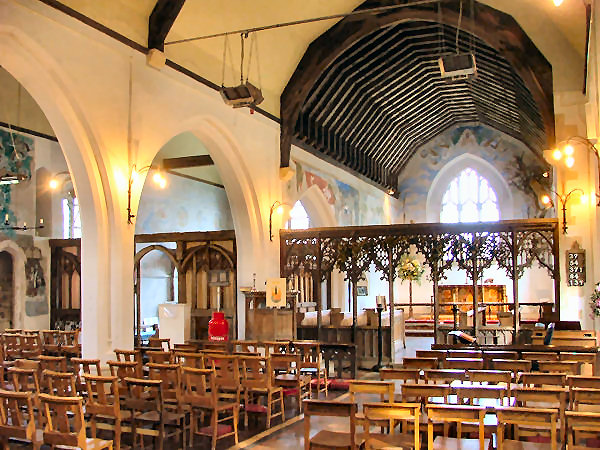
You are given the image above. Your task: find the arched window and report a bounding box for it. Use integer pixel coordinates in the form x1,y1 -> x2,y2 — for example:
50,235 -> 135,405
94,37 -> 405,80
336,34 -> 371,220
287,200 -> 311,229
440,168 -> 499,223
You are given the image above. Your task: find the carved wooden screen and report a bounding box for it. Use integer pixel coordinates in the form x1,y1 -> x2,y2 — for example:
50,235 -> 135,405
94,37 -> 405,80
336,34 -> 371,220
134,230 -> 236,344
49,239 -> 81,329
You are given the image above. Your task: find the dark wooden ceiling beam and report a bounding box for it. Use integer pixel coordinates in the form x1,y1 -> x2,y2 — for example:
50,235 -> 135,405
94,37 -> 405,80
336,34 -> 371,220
162,155 -> 214,170
148,0 -> 186,51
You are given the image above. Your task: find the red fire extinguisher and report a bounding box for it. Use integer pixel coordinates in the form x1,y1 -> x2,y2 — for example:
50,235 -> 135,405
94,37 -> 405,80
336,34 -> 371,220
208,311 -> 229,341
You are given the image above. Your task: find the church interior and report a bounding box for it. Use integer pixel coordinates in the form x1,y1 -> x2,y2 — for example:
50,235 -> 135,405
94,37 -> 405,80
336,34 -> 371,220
1,0 -> 600,448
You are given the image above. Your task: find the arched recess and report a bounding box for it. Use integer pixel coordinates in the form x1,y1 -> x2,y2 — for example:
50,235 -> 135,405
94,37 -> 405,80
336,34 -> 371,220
0,240 -> 26,329
280,0 -> 555,171
142,117 -> 265,338
426,153 -> 513,222
294,185 -> 337,228
0,23 -> 118,356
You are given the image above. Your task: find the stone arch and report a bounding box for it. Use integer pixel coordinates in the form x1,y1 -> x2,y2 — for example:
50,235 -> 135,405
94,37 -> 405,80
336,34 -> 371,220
0,23 -> 117,355
0,240 -> 26,329
141,118 -> 265,337
426,153 -> 513,222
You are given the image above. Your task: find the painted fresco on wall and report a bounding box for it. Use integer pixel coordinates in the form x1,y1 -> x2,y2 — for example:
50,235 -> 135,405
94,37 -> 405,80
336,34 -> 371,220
295,161 -> 369,225
397,125 -> 551,223
25,256 -> 48,316
0,128 -> 34,237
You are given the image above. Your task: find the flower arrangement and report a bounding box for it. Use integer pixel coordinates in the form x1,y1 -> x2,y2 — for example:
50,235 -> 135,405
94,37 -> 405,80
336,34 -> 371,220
591,283 -> 600,317
397,254 -> 425,284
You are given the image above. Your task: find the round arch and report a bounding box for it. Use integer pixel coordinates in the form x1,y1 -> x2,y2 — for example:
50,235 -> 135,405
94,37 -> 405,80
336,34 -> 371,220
0,240 -> 27,329
0,24 -> 118,355
293,184 -> 337,228
426,153 -> 513,222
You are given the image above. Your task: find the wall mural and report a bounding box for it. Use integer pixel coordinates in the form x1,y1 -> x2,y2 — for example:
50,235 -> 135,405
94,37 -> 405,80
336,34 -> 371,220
397,125 -> 551,223
294,161 -> 387,226
0,128 -> 34,238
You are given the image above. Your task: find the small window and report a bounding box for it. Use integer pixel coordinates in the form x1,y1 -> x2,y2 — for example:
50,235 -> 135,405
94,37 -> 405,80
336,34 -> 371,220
440,168 -> 499,223
62,195 -> 81,239
286,200 -> 310,230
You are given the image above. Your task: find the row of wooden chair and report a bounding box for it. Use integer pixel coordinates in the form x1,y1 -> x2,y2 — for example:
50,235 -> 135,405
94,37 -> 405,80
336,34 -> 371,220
404,355 -> 587,375
304,399 -> 599,449
1,329 -> 81,360
415,348 -> 595,373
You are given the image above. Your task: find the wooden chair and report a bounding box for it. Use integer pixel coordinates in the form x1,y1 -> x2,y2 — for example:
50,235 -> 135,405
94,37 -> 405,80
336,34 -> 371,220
71,357 -> 102,395
303,400 -> 359,450
107,360 -> 141,394
123,377 -> 182,450
571,387 -> 600,413
492,359 -> 532,378
39,393 -> 113,449
363,402 -> 420,450
496,406 -> 558,450
513,387 -> 567,443
0,389 -> 41,449
424,369 -> 467,384
294,341 -> 328,395
262,340 -> 290,356
3,334 -> 22,360
401,357 -> 438,369
203,354 -> 242,406
445,357 -> 484,370
232,340 -> 260,354
271,353 -> 311,413
568,375 -> 600,389
60,330 -> 80,358
38,355 -> 68,373
21,333 -> 42,358
200,341 -> 230,353
565,411 -> 600,449
467,369 -> 512,386
174,351 -> 205,369
172,343 -> 197,352
181,367 -> 239,449
518,372 -> 567,388
401,383 -> 450,405
522,351 -> 559,362
41,330 -> 61,355
240,356 -> 284,428
146,350 -> 173,364
348,380 -> 395,429
8,367 -> 43,425
447,349 -> 483,359
415,349 -> 447,361
114,348 -> 141,363
426,404 -> 488,450
147,363 -> 189,444
148,337 -> 171,352
559,352 -> 596,375
44,370 -> 78,397
537,360 -> 581,375
85,374 -> 127,450
380,368 -> 420,384
455,385 -> 508,408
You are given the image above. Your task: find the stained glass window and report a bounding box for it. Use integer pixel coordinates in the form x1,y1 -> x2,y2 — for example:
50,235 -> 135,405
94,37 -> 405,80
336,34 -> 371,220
440,168 -> 499,223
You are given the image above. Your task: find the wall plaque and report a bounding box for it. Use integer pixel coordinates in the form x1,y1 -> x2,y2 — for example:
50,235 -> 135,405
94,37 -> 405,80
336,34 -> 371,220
566,241 -> 586,287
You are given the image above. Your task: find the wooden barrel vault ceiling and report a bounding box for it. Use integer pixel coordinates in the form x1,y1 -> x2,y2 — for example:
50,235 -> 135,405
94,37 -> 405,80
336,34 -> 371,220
280,1 -> 555,192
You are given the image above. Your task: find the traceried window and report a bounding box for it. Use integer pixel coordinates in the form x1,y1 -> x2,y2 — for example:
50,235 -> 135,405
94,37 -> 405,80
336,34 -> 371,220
62,195 -> 81,239
440,168 -> 499,223
286,200 -> 311,230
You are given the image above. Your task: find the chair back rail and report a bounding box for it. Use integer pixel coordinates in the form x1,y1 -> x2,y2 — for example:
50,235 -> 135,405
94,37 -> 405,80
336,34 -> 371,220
363,402 -> 420,450
0,389 -> 38,446
518,372 -> 567,387
303,400 -> 357,450
496,406 -> 558,450
426,404 -> 486,450
379,368 -> 420,383
566,411 -> 600,448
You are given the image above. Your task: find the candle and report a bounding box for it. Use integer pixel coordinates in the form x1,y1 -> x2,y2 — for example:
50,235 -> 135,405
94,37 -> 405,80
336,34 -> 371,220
39,218 -> 44,225
4,213 -> 7,222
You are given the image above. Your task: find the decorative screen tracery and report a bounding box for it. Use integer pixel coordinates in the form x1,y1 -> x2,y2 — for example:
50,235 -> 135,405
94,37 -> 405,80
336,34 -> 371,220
440,168 -> 499,223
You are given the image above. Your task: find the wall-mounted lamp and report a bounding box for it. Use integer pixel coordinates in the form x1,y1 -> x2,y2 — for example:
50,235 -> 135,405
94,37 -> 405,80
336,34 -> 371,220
541,188 -> 584,234
544,136 -> 600,206
48,171 -> 72,191
127,165 -> 166,224
269,201 -> 290,241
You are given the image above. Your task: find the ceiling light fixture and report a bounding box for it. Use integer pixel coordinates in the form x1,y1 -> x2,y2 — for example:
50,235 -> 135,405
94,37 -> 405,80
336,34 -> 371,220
127,165 -> 166,224
541,188 -> 584,234
269,201 -> 290,241
553,0 -> 564,6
